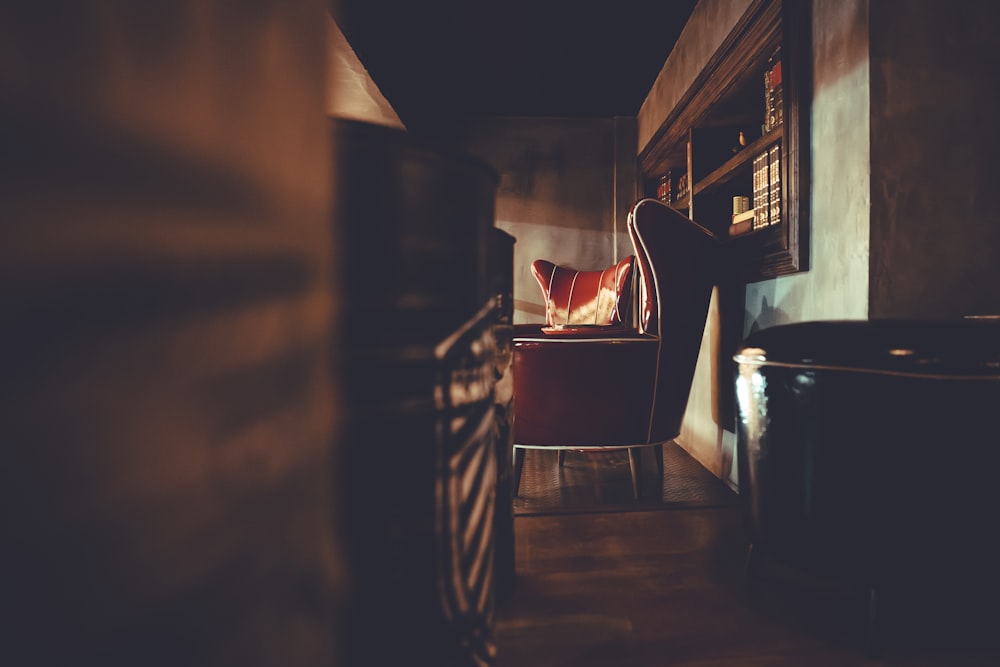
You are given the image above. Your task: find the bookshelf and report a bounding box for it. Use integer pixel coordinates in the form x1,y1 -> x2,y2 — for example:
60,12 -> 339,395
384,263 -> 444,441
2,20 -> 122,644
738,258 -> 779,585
638,0 -> 810,282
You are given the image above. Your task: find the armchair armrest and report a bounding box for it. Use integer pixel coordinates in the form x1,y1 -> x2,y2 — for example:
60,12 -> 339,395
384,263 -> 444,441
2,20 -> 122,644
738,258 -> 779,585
539,324 -> 640,337
513,323 -> 646,341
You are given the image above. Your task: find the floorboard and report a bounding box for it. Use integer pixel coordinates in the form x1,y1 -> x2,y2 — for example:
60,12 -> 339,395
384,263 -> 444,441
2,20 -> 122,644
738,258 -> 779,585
514,442 -> 737,515
496,445 -> 1000,666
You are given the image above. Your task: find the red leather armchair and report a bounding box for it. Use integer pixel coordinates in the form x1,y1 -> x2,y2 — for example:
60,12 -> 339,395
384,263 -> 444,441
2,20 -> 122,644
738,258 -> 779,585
512,199 -> 720,499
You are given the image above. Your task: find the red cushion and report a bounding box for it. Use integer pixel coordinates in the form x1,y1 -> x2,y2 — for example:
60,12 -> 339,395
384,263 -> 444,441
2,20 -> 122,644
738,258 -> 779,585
530,255 -> 634,326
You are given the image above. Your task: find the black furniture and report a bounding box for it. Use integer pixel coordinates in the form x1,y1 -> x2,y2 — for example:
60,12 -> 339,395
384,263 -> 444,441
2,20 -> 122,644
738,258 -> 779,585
733,318 -> 1000,653
332,119 -> 500,666
489,227 -> 517,606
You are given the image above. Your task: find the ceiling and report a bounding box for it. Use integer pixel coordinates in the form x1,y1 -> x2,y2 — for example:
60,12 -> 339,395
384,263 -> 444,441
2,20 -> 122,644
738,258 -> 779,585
330,0 -> 699,135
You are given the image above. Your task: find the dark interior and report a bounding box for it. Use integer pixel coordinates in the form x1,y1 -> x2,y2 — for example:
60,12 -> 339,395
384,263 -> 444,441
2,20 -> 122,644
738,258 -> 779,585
330,0 -> 700,133
5,1 -> 1000,666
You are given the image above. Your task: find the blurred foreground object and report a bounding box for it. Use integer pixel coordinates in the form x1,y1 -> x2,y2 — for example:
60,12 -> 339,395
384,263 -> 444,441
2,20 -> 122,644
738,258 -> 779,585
330,118 -> 500,666
1,2 -> 341,665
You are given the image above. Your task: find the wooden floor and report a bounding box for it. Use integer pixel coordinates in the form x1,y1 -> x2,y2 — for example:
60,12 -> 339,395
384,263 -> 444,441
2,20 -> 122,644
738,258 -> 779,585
495,444 -> 999,666
513,443 -> 738,516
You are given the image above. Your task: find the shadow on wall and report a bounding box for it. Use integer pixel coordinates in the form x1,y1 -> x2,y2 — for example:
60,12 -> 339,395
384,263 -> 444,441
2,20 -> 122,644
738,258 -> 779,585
746,296 -> 792,335
744,277 -> 810,336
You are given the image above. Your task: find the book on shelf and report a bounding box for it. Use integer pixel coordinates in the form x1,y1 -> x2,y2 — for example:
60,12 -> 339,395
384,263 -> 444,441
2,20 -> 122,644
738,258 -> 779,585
753,151 -> 768,229
656,171 -> 675,204
676,171 -> 689,201
768,144 -> 781,228
751,144 -> 782,230
764,48 -> 783,133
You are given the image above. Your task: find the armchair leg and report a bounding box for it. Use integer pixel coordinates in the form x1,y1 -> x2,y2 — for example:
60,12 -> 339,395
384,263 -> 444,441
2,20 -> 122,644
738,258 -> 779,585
513,446 -> 525,497
654,443 -> 664,486
627,448 -> 641,500
558,450 -> 566,467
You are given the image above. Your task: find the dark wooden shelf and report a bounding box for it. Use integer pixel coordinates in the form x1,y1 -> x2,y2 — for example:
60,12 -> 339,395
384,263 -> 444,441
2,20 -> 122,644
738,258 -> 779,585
637,0 -> 810,283
728,220 -> 774,239
693,125 -> 782,197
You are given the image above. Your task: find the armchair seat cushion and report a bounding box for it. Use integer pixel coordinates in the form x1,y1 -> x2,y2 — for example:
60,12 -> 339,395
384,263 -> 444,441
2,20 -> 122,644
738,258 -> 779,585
512,333 -> 658,447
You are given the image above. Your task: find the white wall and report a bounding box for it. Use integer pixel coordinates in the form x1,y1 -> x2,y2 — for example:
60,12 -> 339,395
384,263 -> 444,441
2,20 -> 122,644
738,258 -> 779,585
326,17 -> 404,129
745,0 -> 871,331
447,117 -> 622,324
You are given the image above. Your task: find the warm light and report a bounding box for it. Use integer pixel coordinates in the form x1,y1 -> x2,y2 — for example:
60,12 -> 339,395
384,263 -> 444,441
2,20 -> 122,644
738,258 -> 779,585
735,367 -> 769,444
734,346 -> 768,363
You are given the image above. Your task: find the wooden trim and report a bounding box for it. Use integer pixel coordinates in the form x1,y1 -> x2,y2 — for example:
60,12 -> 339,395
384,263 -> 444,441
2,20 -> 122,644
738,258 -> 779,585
638,0 -> 775,176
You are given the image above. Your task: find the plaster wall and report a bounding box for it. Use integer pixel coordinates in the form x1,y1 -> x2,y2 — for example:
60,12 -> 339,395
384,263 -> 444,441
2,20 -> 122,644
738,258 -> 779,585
614,116 -> 641,272
745,0 -> 871,331
326,16 -> 404,129
449,117 -> 625,323
638,0 -> 751,151
868,0 -> 1000,319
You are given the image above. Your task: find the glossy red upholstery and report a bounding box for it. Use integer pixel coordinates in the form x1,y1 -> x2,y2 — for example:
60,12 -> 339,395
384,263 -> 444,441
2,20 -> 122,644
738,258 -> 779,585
531,254 -> 635,326
512,199 -> 720,499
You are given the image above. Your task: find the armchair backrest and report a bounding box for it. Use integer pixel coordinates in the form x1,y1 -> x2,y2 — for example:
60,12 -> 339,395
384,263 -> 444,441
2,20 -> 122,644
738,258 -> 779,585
531,254 -> 635,326
627,198 -> 720,441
